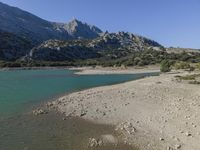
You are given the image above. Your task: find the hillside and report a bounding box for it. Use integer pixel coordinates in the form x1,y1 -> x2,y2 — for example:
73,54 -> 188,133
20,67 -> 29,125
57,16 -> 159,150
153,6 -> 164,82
28,32 -> 164,62
166,47 -> 200,54
29,39 -> 100,61
0,30 -> 33,61
0,2 -> 102,44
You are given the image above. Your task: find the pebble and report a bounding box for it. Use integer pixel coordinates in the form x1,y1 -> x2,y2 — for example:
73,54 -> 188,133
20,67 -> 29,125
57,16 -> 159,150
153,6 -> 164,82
159,138 -> 164,141
175,144 -> 181,149
185,132 -> 192,136
116,122 -> 136,135
180,131 -> 184,134
156,81 -> 162,84
174,138 -> 180,142
32,109 -> 48,116
46,102 -> 54,107
167,146 -> 173,150
80,111 -> 87,117
88,138 -> 103,147
192,124 -> 197,128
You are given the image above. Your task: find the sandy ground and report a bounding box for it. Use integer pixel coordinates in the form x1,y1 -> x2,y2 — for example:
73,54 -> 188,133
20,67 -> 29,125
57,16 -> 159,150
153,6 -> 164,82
51,70 -> 200,150
70,65 -> 160,75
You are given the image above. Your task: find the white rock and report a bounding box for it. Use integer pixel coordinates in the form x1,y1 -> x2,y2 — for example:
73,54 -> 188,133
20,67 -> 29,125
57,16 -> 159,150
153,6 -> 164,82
159,138 -> 164,141
88,138 -> 103,147
101,134 -> 118,145
185,132 -> 192,136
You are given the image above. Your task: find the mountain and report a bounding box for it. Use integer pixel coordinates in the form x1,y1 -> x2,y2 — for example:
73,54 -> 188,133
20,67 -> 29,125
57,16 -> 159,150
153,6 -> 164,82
0,2 -> 67,44
0,2 -> 103,60
89,32 -> 162,51
29,32 -> 163,61
53,19 -> 103,39
0,2 -> 102,44
3,1 -> 198,67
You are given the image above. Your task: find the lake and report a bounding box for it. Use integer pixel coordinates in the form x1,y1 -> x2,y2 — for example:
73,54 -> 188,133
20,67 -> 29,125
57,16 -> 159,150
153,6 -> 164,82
0,69 -> 158,116
0,69 -> 158,150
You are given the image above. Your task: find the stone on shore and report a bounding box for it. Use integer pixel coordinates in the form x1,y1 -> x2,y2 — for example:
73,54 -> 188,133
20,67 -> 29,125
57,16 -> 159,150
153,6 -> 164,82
33,108 -> 48,116
88,138 -> 103,147
115,122 -> 136,135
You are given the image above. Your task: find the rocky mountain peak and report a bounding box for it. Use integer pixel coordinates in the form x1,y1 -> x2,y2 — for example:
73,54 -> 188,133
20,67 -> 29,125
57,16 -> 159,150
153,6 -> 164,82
70,18 -> 81,25
63,18 -> 103,39
89,32 -> 163,52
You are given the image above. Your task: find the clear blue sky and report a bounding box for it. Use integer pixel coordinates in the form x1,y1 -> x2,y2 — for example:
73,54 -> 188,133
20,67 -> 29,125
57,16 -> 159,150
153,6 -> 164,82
0,0 -> 200,48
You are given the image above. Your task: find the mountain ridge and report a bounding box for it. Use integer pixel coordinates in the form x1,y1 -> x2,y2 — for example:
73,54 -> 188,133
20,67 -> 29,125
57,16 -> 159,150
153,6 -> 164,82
52,19 -> 103,39
0,1 -> 102,44
28,31 -> 163,61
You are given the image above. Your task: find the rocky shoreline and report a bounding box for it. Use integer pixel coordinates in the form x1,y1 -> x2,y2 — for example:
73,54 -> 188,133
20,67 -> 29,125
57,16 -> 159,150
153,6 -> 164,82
46,70 -> 200,150
32,102 -> 138,150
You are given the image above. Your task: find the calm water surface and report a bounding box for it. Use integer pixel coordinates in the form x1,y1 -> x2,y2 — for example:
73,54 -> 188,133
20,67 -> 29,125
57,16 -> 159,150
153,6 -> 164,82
0,69 -> 158,150
0,69 -> 158,116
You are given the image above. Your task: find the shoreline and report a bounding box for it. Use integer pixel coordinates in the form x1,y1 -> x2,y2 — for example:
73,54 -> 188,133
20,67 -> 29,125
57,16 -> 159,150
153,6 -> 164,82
70,65 -> 160,75
51,70 -> 200,150
0,65 -> 160,74
2,107 -> 138,150
0,66 -> 71,71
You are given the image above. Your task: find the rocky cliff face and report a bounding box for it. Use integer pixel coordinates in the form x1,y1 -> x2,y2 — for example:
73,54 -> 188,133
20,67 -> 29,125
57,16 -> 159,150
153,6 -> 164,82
53,19 -> 102,39
29,32 -> 164,61
88,32 -> 164,59
89,32 -> 162,50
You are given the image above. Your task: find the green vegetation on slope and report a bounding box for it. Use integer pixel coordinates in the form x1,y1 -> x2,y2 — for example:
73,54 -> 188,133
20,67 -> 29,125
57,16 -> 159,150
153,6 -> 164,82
1,48 -> 200,68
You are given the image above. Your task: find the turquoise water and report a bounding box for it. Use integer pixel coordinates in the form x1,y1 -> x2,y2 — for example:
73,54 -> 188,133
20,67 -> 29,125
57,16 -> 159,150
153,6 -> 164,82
0,69 -> 157,150
0,69 -> 158,116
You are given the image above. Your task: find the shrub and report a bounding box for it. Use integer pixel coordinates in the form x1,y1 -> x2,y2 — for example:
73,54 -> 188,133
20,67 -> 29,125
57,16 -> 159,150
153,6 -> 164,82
189,66 -> 195,72
174,61 -> 191,70
160,60 -> 172,72
133,57 -> 142,65
137,60 -> 145,66
189,80 -> 200,84
196,63 -> 200,70
176,74 -> 200,80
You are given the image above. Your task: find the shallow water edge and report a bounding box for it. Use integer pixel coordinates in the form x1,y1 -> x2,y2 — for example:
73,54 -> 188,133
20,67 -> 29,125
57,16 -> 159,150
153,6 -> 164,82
0,109 -> 138,150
